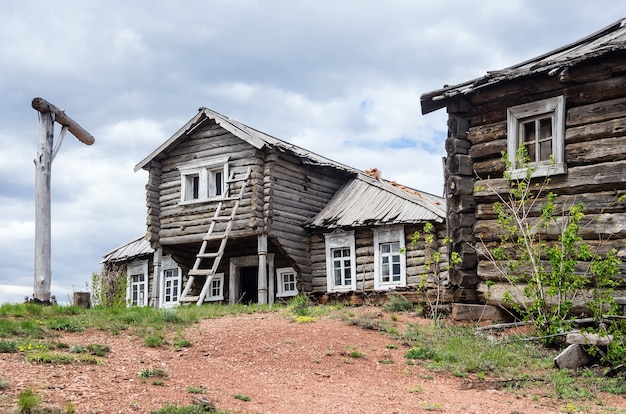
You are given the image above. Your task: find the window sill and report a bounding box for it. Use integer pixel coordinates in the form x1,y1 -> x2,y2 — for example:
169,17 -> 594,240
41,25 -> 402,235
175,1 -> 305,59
507,163 -> 566,180
276,292 -> 298,298
328,287 -> 355,293
178,197 -> 227,206
375,282 -> 405,291
205,296 -> 224,302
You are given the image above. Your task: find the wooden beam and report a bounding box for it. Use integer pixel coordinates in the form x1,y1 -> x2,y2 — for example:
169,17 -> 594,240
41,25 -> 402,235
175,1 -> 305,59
31,97 -> 95,145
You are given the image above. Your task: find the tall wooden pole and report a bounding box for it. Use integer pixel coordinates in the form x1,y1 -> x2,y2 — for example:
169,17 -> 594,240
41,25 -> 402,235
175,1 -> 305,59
31,97 -> 94,303
33,111 -> 54,302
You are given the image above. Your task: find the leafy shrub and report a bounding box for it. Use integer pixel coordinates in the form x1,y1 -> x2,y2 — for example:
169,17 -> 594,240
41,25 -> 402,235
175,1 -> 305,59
384,295 -> 414,312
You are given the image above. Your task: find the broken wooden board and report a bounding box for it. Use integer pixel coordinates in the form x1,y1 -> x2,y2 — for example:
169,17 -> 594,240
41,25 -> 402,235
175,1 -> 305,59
451,303 -> 510,322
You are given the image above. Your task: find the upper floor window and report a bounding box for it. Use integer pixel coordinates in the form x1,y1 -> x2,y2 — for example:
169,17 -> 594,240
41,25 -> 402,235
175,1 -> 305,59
324,230 -> 356,292
373,226 -> 406,290
507,96 -> 566,179
178,157 -> 229,204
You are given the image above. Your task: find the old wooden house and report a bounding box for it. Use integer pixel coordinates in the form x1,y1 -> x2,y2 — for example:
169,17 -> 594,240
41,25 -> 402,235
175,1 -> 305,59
420,19 -> 626,309
102,108 -> 446,307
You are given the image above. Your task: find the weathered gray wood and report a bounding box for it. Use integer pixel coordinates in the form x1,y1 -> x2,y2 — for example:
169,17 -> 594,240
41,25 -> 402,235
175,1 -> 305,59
31,97 -> 95,145
32,98 -> 94,303
566,96 -> 626,127
451,303 -> 508,321
73,292 -> 91,308
554,344 -> 592,369
33,110 -> 54,302
566,332 -> 612,346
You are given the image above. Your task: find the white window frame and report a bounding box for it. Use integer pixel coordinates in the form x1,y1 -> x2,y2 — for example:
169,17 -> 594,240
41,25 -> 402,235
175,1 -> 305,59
127,260 -> 149,307
205,272 -> 224,301
373,226 -> 406,290
178,157 -> 229,204
160,256 -> 181,308
324,230 -> 356,292
276,267 -> 298,298
507,96 -> 566,179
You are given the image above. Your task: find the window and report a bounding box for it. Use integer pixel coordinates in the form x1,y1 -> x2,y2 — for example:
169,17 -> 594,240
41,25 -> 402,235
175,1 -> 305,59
507,96 -> 566,178
179,157 -> 229,204
276,267 -> 298,297
205,272 -> 224,301
160,256 -> 181,308
127,260 -> 148,307
373,226 -> 406,290
324,230 -> 356,292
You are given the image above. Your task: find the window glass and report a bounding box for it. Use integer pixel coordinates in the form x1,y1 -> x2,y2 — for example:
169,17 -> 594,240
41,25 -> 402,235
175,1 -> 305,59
507,96 -> 565,178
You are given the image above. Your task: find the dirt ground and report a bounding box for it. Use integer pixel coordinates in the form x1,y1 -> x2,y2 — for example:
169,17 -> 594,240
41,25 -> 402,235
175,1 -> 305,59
1,308 -> 624,413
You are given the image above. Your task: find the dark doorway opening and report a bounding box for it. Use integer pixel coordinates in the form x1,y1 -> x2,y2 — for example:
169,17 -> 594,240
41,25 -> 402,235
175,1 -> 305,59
240,266 -> 258,304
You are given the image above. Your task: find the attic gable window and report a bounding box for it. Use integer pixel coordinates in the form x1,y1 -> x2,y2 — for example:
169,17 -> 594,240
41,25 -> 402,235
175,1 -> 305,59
178,157 -> 229,204
325,230 -> 357,292
507,96 -> 566,179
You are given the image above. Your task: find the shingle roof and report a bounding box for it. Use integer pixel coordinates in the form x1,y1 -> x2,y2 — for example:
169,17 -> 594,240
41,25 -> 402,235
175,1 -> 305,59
307,174 -> 445,229
102,237 -> 153,263
135,107 -> 360,175
421,18 -> 626,114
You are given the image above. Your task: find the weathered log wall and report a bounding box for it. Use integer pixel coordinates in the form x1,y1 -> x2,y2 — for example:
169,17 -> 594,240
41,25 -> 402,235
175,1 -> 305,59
143,118 -> 353,296
309,223 -> 449,295
267,150 -> 349,292
444,53 -> 626,308
153,121 -> 263,246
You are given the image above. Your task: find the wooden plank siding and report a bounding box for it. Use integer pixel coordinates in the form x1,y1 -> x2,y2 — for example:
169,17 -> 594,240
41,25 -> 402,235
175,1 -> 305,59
422,30 -> 626,308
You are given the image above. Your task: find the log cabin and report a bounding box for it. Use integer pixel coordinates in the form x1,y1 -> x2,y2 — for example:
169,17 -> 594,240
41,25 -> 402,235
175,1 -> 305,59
102,108 -> 446,307
420,18 -> 626,311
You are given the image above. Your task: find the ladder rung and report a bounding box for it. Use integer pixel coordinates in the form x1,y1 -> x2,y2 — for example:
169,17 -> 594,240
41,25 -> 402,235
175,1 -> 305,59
197,252 -> 219,259
210,216 -> 232,222
188,269 -> 215,276
203,234 -> 224,241
179,296 -> 200,303
227,176 -> 249,183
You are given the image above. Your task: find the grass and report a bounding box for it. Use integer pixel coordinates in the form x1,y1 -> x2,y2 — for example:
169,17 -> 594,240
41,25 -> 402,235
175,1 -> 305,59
151,404 -> 228,414
2,301 -> 626,413
17,388 -> 42,413
233,393 -> 250,402
186,386 -> 206,394
139,367 -> 168,379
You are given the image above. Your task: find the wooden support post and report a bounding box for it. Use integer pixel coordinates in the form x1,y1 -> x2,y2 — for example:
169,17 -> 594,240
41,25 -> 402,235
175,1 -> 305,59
151,248 -> 162,307
33,110 -> 54,302
31,97 -> 94,303
258,234 -> 268,304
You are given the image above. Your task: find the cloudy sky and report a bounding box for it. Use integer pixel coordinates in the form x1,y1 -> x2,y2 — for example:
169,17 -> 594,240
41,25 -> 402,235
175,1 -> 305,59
1,1 -> 624,304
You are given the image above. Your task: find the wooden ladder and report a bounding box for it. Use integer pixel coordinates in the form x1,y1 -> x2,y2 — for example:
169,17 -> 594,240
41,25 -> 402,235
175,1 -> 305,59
178,167 -> 252,305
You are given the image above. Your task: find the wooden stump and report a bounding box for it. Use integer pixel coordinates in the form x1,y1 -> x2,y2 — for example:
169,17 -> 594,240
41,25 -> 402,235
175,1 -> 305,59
73,292 -> 91,308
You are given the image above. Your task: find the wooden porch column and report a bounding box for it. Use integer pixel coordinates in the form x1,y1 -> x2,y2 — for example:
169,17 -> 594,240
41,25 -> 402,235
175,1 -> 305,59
151,247 -> 162,307
257,234 -> 268,304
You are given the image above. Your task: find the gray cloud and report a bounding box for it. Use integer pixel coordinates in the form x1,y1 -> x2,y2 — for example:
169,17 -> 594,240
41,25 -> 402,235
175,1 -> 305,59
1,0 -> 623,303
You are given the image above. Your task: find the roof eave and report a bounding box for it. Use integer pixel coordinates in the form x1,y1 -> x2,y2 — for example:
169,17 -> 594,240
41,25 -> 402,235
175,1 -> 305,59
420,18 -> 626,115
